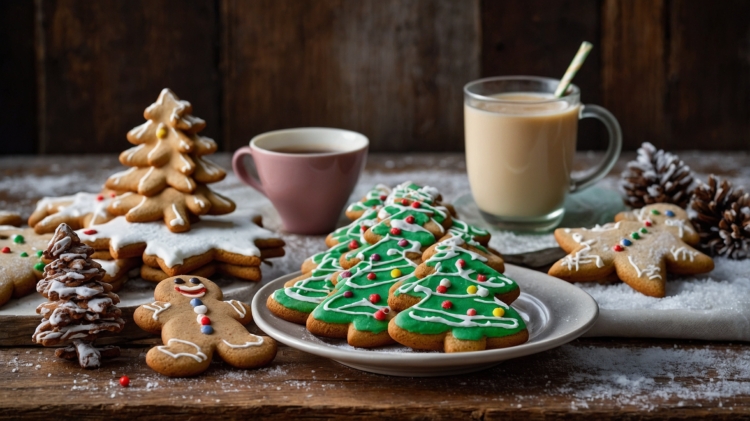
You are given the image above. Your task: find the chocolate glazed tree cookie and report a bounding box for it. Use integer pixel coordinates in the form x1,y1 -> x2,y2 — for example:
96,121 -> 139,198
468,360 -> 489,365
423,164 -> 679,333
33,224 -> 125,368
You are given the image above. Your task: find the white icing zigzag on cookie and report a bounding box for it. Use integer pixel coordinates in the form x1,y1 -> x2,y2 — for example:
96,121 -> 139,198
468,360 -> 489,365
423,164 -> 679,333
77,209 -> 277,268
34,192 -> 113,228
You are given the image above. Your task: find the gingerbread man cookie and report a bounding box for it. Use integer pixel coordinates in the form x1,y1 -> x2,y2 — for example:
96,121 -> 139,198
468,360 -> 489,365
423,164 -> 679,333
134,276 -> 277,377
548,204 -> 714,297
0,226 -> 51,307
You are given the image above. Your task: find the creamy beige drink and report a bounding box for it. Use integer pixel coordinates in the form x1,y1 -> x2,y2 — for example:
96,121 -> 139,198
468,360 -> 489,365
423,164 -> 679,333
465,92 -> 580,218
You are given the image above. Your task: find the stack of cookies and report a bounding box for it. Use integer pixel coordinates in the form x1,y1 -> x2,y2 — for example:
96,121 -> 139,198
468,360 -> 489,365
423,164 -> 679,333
268,182 -> 529,353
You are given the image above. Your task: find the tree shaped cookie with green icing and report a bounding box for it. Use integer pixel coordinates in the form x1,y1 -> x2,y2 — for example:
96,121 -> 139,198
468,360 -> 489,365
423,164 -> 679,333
388,235 -> 526,352
306,236 -> 423,347
548,204 -> 714,297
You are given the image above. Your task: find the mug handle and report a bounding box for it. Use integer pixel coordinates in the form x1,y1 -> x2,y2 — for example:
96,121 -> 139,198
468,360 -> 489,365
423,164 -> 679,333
570,104 -> 623,192
231,146 -> 266,196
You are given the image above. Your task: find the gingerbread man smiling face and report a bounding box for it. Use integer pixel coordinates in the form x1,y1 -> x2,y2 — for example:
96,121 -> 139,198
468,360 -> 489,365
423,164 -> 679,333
134,276 -> 277,377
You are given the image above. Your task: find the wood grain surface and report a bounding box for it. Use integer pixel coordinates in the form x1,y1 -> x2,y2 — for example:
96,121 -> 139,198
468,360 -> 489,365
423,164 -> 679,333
1,1 -> 750,154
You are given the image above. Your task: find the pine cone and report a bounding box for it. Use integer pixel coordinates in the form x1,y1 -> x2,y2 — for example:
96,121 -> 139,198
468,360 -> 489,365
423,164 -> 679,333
620,142 -> 694,208
690,175 -> 750,259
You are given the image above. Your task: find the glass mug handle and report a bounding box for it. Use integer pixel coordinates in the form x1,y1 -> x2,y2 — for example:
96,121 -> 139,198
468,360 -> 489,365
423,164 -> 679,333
569,104 -> 623,192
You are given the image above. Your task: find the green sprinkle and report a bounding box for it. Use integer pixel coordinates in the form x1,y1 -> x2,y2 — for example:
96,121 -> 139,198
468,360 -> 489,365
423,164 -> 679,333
12,235 -> 24,244
36,250 -> 43,257
651,209 -> 660,215
19,252 -> 28,257
34,262 -> 45,271
640,227 -> 648,234
631,232 -> 641,240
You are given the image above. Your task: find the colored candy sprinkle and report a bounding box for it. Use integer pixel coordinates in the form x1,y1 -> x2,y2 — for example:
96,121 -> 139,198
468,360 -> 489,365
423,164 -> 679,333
651,209 -> 660,215
370,253 -> 381,261
379,195 -> 387,201
83,229 -> 97,235
467,308 -> 477,316
341,271 -> 352,278
12,235 -> 24,244
382,307 -> 390,314
640,227 -> 648,234
612,244 -> 624,252
200,317 -> 211,326
360,225 -> 367,232
441,300 -> 452,309
439,279 -> 451,288
644,220 -> 652,227
367,273 -> 376,280
193,305 -> 207,315
390,227 -> 402,235
119,376 -> 130,387
411,202 -> 420,209
621,239 -> 632,247
190,298 -> 203,307
34,262 -> 45,271
631,232 -> 641,240
477,274 -> 487,282
343,291 -> 353,298
390,269 -> 402,278
36,250 -> 43,257
665,210 -> 675,217
477,287 -> 489,297
436,285 -> 447,293
374,310 -> 386,321
492,308 -> 505,317
467,285 -> 478,294
96,195 -> 104,201
457,259 -> 466,268
1,247 -> 9,254
20,252 -> 28,257
109,192 -> 116,198
369,293 -> 381,304
405,215 -> 415,224
398,239 -> 408,247
348,240 -> 359,250
401,199 -> 409,206
201,325 -> 214,335
157,126 -> 168,139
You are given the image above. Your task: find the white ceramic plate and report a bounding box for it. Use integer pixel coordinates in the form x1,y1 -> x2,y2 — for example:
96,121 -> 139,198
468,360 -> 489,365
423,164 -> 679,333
252,264 -> 599,377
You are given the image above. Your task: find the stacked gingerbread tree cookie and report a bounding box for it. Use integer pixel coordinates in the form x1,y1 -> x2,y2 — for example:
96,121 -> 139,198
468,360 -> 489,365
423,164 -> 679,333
33,224 -> 125,368
25,89 -> 285,288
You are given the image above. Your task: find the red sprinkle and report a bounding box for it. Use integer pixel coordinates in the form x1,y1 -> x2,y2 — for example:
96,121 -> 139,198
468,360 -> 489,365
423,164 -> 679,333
398,239 -> 408,247
405,215 -> 415,224
613,244 -> 624,252
467,308 -> 477,316
83,229 -> 97,235
644,221 -> 652,227
382,308 -> 390,314
369,293 -> 381,304
96,195 -> 104,201
441,300 -> 453,309
401,198 -> 409,206
367,273 -> 376,280
457,259 -> 466,268
343,291 -> 353,298
411,202 -> 421,209
477,274 -> 487,282
200,317 -> 210,325
109,192 -> 116,198
379,195 -> 387,201
119,376 -> 130,387
436,285 -> 447,293
348,240 -> 359,250
390,227 -> 401,235
1,247 -> 10,254
374,310 -> 386,321
361,225 -> 367,232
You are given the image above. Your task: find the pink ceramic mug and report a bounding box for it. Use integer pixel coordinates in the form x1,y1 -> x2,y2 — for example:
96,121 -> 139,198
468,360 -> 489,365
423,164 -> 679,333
232,127 -> 369,234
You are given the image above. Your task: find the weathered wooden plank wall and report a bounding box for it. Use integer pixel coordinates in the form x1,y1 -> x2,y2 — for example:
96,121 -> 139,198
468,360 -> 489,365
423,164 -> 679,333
0,0 -> 748,155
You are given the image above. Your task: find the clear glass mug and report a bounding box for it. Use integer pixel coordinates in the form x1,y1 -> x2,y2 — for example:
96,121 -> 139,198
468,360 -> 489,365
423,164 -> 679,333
464,76 -> 622,232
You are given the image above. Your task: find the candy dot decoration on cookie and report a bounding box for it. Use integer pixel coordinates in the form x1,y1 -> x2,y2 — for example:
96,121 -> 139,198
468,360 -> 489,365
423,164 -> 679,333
493,308 -> 505,317
391,269 -> 402,278
549,206 -> 714,297
134,276 -> 276,377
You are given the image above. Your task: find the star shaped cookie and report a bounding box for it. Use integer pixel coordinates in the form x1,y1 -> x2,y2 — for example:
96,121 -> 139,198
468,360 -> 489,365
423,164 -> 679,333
548,204 -> 713,297
29,192 -> 116,234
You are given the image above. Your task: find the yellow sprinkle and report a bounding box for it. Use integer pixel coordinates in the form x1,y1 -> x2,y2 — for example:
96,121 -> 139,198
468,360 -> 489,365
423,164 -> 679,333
492,308 -> 505,317
466,285 -> 478,294
157,126 -> 168,139
390,269 -> 402,278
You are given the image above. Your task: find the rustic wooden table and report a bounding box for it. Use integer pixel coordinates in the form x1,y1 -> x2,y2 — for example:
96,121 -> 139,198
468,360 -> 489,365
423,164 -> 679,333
0,152 -> 748,420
